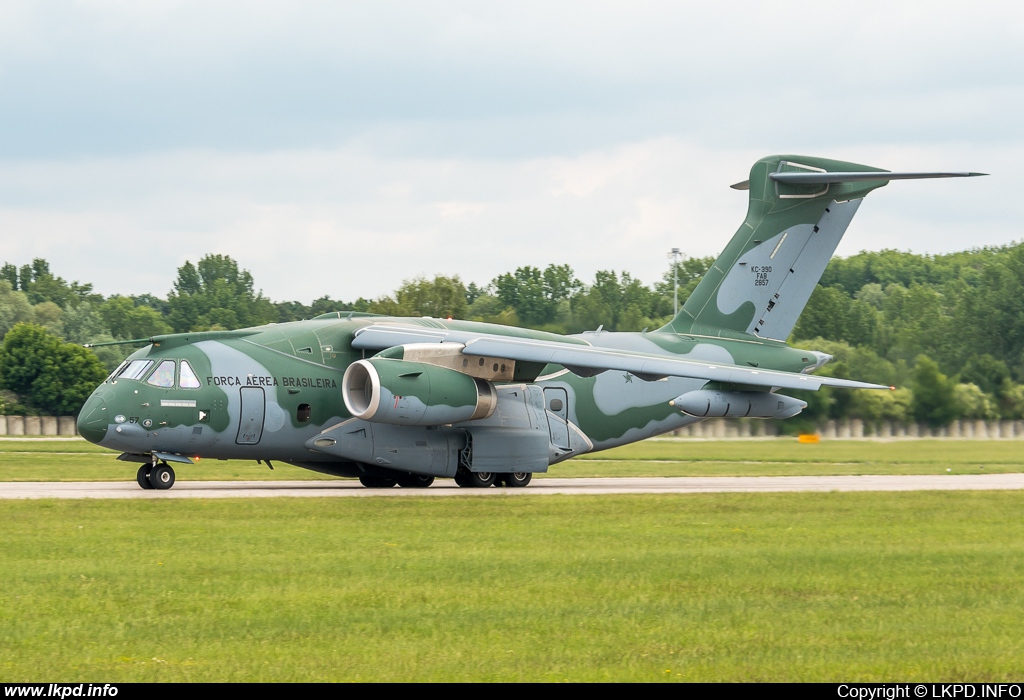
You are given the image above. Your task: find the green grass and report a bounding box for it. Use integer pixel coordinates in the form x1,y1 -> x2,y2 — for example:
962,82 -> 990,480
1,437 -> 1021,481
566,438 -> 1024,476
2,492 -> 1023,681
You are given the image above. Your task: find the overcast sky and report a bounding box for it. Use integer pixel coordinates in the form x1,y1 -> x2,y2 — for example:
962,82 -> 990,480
0,1 -> 1019,303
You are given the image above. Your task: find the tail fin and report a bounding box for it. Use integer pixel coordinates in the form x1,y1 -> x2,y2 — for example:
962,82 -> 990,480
660,155 -> 984,341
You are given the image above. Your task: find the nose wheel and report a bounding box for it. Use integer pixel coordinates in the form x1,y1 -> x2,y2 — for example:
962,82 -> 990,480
136,463 -> 176,490
136,465 -> 154,490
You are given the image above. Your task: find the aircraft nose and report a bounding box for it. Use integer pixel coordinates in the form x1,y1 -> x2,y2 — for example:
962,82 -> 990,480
77,393 -> 109,445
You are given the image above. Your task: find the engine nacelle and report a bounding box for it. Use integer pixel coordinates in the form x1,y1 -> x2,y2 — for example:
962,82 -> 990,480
670,390 -> 806,419
342,358 -> 497,426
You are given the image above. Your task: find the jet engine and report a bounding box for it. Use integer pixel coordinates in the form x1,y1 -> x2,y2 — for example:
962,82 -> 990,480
670,390 -> 806,419
342,358 -> 497,426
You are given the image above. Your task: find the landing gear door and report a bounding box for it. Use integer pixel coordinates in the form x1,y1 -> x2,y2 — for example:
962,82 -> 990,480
543,387 -> 570,450
236,386 -> 265,445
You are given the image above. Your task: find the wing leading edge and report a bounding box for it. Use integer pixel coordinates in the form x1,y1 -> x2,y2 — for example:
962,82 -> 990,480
351,324 -> 889,392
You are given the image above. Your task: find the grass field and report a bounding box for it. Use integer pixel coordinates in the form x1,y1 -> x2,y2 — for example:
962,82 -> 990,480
1,437 -> 1022,482
2,492 -> 1023,681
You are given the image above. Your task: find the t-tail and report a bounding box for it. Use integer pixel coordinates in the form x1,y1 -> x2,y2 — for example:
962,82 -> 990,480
660,155 -> 985,341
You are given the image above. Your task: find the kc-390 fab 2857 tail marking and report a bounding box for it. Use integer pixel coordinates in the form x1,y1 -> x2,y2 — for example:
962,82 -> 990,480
77,155 -> 985,490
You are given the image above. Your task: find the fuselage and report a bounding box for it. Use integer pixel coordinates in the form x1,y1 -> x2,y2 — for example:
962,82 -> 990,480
77,313 -> 816,474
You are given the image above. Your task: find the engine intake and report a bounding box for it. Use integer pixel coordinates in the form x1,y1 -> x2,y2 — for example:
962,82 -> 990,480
343,358 -> 497,426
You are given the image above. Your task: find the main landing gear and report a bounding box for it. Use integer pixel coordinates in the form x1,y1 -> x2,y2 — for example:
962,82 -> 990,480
454,468 -> 532,488
359,473 -> 436,489
357,470 -> 532,489
136,463 -> 176,490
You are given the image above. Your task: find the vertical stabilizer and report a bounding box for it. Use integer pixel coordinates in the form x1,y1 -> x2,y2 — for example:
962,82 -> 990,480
661,155 -> 891,340
661,156 -> 983,340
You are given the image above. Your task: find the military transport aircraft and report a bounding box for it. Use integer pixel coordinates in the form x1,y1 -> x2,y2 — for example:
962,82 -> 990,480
77,155 -> 984,490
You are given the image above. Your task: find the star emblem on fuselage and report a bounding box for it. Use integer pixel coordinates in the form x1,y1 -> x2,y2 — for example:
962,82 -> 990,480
623,373 -> 633,383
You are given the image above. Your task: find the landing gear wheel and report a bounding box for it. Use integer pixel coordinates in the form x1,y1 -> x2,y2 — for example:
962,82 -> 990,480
397,474 -> 435,488
454,470 -> 472,487
501,472 -> 532,488
136,465 -> 154,490
359,475 -> 397,488
465,471 -> 496,488
149,463 -> 175,490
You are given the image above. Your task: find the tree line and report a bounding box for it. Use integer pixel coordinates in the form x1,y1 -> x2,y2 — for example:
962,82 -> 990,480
1,245 -> 1022,425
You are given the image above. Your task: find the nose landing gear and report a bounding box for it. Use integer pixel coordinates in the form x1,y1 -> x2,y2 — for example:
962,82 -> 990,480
136,462 -> 176,490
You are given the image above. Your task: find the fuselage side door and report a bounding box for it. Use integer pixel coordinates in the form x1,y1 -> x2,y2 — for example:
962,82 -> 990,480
543,387 -> 570,450
236,386 -> 266,445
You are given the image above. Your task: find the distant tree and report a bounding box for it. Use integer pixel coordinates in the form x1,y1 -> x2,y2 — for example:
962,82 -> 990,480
958,354 -> 1011,397
850,388 -> 913,427
911,355 -> 959,427
494,265 -> 582,327
655,255 -> 715,312
465,282 -> 484,306
370,275 -> 467,319
275,300 -> 311,323
571,271 -> 620,331
31,302 -> 63,335
792,286 -> 880,348
882,283 -> 954,367
0,324 -> 106,415
0,280 -> 34,339
59,302 -> 131,372
854,282 -> 885,310
7,258 -> 100,309
311,295 -> 370,316
999,381 -> 1024,420
953,383 -> 999,420
58,301 -> 106,345
466,292 -> 513,325
0,263 -> 17,289
952,246 -> 1024,373
166,255 -> 277,332
131,294 -> 170,316
99,296 -> 172,340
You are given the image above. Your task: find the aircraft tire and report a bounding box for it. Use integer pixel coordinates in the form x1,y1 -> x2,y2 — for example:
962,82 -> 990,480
465,471 -> 496,488
502,472 -> 532,488
397,474 -> 435,488
149,464 -> 175,490
136,465 -> 155,490
359,475 -> 397,488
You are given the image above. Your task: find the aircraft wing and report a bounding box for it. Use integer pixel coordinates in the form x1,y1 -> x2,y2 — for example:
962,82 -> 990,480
350,323 -> 888,392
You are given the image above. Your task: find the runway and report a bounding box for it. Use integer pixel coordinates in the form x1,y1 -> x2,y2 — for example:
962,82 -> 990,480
3,474 -> 1024,499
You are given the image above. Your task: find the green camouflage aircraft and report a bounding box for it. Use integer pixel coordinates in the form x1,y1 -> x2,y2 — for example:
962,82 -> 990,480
78,155 -> 984,490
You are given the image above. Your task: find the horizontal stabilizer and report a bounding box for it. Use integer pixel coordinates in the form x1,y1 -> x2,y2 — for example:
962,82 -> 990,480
769,171 -> 987,185
731,171 -> 986,190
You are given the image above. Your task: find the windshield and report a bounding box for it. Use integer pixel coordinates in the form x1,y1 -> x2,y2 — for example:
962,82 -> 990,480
146,360 -> 176,388
116,360 -> 153,381
179,361 -> 201,389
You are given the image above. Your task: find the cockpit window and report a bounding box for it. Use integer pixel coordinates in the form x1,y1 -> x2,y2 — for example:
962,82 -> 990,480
108,360 -> 129,381
117,360 -> 153,381
179,361 -> 201,389
146,360 -> 176,388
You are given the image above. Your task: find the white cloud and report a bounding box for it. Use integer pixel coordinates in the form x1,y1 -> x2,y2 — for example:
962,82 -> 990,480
0,1 -> 1020,306
0,137 -> 1012,304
